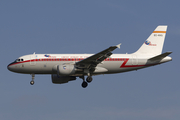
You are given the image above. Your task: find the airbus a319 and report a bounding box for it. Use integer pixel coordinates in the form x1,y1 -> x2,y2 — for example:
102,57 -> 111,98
7,26 -> 172,88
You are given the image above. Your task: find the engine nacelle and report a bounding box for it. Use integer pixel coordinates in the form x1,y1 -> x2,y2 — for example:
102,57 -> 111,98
51,74 -> 76,84
57,64 -> 76,75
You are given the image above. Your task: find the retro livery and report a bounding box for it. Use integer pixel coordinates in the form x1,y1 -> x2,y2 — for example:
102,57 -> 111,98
7,26 -> 172,88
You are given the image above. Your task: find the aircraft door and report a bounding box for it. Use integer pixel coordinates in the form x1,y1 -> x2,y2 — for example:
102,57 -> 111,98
131,54 -> 138,65
30,53 -> 36,65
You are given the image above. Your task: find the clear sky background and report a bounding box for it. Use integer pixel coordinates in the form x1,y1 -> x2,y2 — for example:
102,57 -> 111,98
0,0 -> 179,120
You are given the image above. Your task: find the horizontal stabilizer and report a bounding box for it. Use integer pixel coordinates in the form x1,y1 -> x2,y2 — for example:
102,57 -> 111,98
148,52 -> 172,61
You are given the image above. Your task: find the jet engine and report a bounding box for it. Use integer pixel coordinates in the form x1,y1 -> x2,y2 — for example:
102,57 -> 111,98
57,64 -> 76,75
51,74 -> 76,84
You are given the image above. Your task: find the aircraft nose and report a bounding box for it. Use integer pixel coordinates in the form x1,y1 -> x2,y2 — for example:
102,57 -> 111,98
7,62 -> 16,72
7,63 -> 12,71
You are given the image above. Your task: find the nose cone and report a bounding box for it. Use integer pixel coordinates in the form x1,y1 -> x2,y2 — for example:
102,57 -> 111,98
7,61 -> 16,72
7,63 -> 13,71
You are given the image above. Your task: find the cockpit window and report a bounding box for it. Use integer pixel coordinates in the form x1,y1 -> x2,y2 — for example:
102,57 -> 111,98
16,59 -> 24,62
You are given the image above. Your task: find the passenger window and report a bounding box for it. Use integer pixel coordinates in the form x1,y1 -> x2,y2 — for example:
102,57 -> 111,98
21,59 -> 23,61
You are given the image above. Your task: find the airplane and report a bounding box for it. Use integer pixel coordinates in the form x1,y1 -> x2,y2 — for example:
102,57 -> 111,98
7,25 -> 172,88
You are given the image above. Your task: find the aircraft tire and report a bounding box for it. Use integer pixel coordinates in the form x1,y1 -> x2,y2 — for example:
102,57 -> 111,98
82,81 -> 88,88
86,76 -> 92,83
30,81 -> 34,85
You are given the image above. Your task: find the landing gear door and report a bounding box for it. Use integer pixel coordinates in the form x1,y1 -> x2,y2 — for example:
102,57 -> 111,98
30,53 -> 36,65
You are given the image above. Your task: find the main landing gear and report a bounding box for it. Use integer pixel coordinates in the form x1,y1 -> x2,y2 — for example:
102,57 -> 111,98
80,76 -> 93,88
30,74 -> 35,85
86,76 -> 93,83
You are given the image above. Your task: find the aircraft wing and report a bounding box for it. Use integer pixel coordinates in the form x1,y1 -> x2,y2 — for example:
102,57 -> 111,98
76,44 -> 121,69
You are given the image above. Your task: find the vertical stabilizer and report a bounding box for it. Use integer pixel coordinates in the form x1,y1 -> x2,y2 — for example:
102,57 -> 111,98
134,25 -> 167,55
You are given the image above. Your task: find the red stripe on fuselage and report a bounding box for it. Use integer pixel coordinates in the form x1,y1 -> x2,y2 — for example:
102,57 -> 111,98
9,58 -> 157,68
120,59 -> 158,68
9,58 -> 123,66
120,59 -> 145,68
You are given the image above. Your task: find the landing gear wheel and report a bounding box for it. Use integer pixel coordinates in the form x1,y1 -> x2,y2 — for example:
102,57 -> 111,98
30,81 -> 34,85
30,74 -> 35,85
81,81 -> 88,88
86,76 -> 93,83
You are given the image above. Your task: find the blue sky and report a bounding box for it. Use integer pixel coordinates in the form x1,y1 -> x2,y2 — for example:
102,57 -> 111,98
0,0 -> 179,120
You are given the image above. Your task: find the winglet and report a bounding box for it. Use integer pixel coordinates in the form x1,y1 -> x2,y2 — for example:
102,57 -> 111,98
116,43 -> 121,49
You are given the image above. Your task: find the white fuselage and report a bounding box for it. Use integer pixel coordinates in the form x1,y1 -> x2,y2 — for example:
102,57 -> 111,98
7,53 -> 171,76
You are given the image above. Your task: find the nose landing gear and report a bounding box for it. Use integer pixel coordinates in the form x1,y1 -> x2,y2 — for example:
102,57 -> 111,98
30,74 -> 35,85
30,80 -> 34,85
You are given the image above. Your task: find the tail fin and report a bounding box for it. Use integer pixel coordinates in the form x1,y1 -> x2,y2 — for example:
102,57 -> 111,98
134,25 -> 167,55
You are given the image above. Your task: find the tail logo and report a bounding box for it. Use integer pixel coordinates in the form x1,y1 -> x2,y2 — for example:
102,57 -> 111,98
145,40 -> 156,46
145,40 -> 150,45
